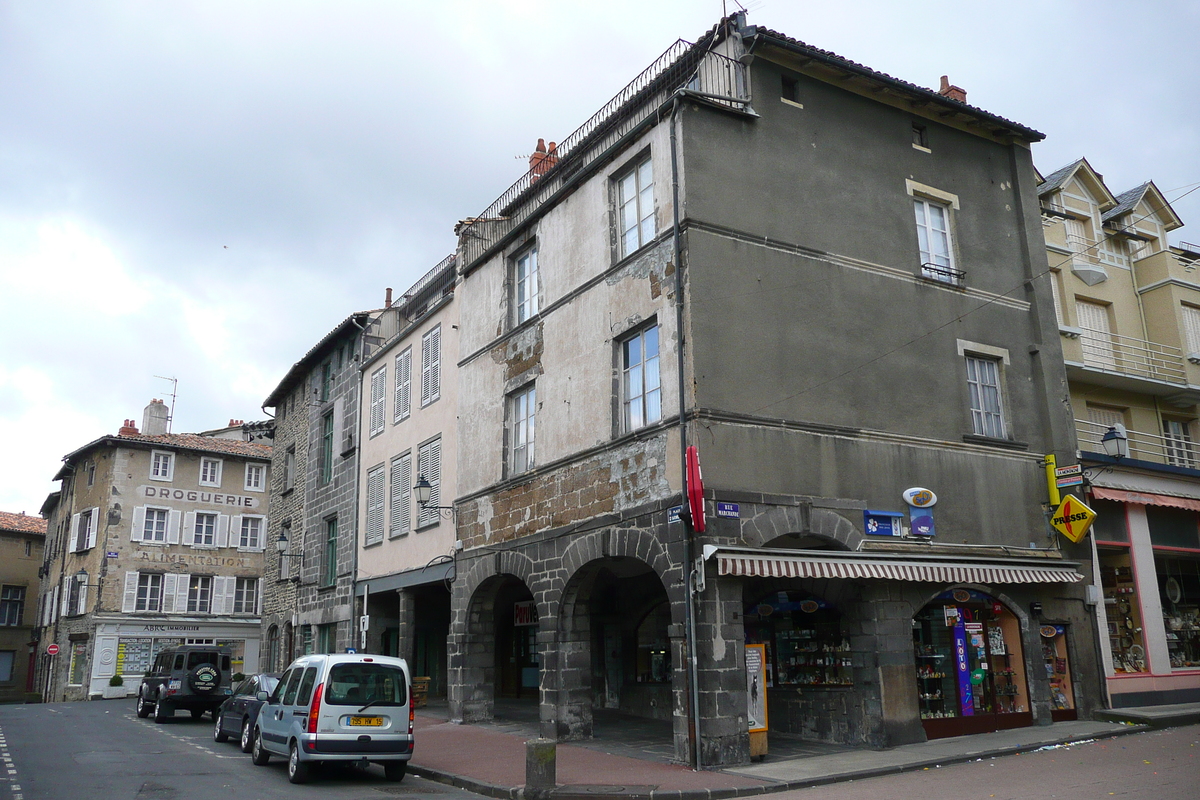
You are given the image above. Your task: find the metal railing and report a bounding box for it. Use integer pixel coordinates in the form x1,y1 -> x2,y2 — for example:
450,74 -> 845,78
920,263 -> 965,286
456,39 -> 750,270
1076,325 -> 1186,384
360,254 -> 456,362
1076,418 -> 1197,469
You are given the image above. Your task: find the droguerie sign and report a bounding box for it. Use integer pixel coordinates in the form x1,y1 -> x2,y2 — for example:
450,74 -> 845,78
139,485 -> 260,509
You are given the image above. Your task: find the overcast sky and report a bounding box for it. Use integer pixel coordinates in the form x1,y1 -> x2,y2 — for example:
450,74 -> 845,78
2,0 -> 1197,514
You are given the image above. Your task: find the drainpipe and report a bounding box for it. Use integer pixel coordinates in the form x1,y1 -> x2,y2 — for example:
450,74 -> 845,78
670,94 -> 703,771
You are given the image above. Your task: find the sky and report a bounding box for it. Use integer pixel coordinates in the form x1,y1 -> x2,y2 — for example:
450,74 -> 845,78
1,0 -> 1197,514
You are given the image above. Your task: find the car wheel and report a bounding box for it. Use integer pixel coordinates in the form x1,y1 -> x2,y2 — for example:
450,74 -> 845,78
239,718 -> 253,753
136,691 -> 152,719
153,696 -> 172,723
250,728 -> 270,766
213,713 -> 229,742
384,762 -> 407,782
287,741 -> 311,784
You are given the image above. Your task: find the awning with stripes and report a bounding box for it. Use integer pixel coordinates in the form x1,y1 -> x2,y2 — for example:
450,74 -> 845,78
1090,486 -> 1200,513
715,550 -> 1085,584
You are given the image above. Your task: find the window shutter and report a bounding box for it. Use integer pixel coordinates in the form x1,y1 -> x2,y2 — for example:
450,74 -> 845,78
161,574 -> 178,613
61,581 -> 70,616
123,572 -> 139,613
86,507 -> 99,549
176,574 -> 191,612
256,579 -> 263,615
418,440 -> 441,527
421,334 -> 432,405
429,326 -> 441,402
211,576 -> 232,614
70,513 -> 81,553
390,454 -> 411,537
1183,305 -> 1200,355
50,585 -> 59,622
78,583 -> 88,615
166,510 -> 181,544
183,511 -> 197,546
366,467 -> 385,546
251,519 -> 265,552
216,514 -> 230,548
370,367 -> 386,436
131,506 -> 145,542
231,515 -> 244,549
395,349 -> 411,422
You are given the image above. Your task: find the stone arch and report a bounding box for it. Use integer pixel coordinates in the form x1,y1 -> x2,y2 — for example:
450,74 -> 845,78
740,505 -> 863,551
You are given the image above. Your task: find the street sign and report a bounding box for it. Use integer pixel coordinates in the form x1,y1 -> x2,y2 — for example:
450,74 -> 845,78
106,551 -> 119,558
668,505 -> 682,524
46,644 -> 59,656
716,502 -> 739,519
1050,495 -> 1097,543
1055,464 -> 1083,478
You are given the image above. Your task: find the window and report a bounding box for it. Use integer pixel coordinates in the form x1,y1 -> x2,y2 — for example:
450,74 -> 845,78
780,75 -> 800,104
194,512 -> 217,546
369,365 -> 386,438
150,450 -> 174,481
421,325 -> 441,407
622,325 -> 661,431
0,651 -> 12,682
320,361 -> 332,402
73,508 -> 94,552
965,355 -> 1006,439
321,412 -> 334,484
515,247 -> 540,324
284,447 -> 296,492
913,197 -> 956,282
394,348 -> 412,423
233,577 -> 258,614
187,575 -> 213,613
390,453 -> 412,538
1183,305 -> 1200,356
1164,419 -> 1196,468
136,573 -> 163,612
318,624 -> 337,654
239,516 -> 263,550
417,439 -> 442,529
67,572 -> 84,616
509,386 -> 536,475
1076,299 -> 1116,368
0,586 -> 25,626
68,641 -> 87,685
244,463 -> 265,492
324,518 -> 339,585
199,458 -> 222,487
143,508 -> 169,543
617,156 -> 655,257
365,465 -> 386,546
87,463 -> 95,487
912,122 -> 928,149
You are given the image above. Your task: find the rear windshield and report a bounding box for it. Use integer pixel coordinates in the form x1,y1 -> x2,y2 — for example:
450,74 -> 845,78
325,663 -> 407,707
187,652 -> 218,669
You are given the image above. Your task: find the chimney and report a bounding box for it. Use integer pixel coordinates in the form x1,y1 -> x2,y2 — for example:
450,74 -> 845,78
385,287 -> 393,308
528,138 -> 559,181
118,418 -> 139,436
142,398 -> 169,436
228,419 -> 244,427
938,75 -> 966,103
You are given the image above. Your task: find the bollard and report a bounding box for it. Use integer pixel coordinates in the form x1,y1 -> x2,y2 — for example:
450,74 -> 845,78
525,738 -> 557,799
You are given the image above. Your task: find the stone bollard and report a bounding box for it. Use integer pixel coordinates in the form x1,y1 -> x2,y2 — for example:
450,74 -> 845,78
525,738 -> 557,799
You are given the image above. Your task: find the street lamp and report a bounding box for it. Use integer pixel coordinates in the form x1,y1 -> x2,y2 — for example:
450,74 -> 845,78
414,475 -> 455,512
275,532 -> 303,574
1100,424 -> 1129,460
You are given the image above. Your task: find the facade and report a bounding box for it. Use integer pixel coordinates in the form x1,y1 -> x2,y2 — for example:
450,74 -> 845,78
446,14 -> 1098,767
1038,158 -> 1200,706
0,511 -> 46,701
355,256 -> 459,699
261,307 -> 382,669
35,403 -> 270,702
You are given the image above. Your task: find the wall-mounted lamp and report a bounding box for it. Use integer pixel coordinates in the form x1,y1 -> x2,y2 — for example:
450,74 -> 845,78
414,475 -> 456,516
1099,424 -> 1129,460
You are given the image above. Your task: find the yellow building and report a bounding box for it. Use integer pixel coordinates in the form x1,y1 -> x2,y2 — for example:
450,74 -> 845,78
1039,158 -> 1200,707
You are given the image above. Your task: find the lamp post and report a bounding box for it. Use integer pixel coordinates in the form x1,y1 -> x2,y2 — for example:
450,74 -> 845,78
1100,424 -> 1129,460
414,475 -> 455,514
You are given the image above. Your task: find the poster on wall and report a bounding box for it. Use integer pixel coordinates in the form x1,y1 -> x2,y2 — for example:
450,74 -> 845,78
745,644 -> 768,733
953,620 -> 974,717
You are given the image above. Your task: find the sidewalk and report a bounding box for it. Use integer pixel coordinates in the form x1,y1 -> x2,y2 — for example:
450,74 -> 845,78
408,707 -> 1164,800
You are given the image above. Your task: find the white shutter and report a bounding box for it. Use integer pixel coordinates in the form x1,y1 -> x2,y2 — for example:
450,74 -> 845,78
161,573 -> 178,613
428,326 -> 441,402
183,512 -> 197,546
50,585 -> 59,622
421,332 -> 433,405
256,578 -> 263,615
231,516 -> 244,549
370,366 -> 386,436
390,453 -> 412,537
70,513 -> 81,553
418,440 -> 441,528
61,580 -> 70,615
212,576 -> 234,614
131,506 -> 145,542
395,349 -> 411,422
1076,300 -> 1115,368
216,514 -> 230,548
86,507 -> 99,549
123,572 -> 139,613
366,466 -> 385,546
78,583 -> 88,615
1183,305 -> 1200,355
333,397 -> 344,456
166,510 -> 182,544
175,574 -> 191,613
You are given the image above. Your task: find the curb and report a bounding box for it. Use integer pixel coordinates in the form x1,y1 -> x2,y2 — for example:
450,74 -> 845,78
408,723 -> 1152,800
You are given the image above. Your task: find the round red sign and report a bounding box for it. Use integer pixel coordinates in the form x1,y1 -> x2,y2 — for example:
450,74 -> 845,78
46,644 -> 59,656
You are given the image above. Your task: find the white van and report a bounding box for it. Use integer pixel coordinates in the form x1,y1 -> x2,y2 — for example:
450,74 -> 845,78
250,653 -> 413,784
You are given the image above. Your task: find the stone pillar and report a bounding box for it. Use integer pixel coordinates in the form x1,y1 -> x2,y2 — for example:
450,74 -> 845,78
668,621 -> 692,765
555,604 -> 593,741
536,627 -> 560,740
525,738 -> 556,798
867,584 -> 923,747
396,588 -> 416,663
695,574 -> 750,766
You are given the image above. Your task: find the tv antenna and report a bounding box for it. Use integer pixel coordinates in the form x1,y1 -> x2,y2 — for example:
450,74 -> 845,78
154,375 -> 178,433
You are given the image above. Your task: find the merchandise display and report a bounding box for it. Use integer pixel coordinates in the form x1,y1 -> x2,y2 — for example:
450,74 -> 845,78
1156,556 -> 1200,669
1098,550 -> 1147,673
744,591 -> 854,689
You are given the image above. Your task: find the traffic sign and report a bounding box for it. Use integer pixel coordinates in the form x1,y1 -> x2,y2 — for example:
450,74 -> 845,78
46,644 -> 59,656
1050,495 -> 1097,543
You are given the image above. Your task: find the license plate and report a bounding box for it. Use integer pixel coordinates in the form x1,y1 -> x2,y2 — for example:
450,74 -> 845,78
349,716 -> 383,726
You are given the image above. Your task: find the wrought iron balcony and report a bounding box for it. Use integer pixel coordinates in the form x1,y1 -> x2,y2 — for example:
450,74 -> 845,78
920,263 -> 965,286
1076,418 -> 1197,470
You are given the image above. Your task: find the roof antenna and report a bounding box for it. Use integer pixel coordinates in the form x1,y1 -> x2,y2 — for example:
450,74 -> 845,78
154,375 -> 178,433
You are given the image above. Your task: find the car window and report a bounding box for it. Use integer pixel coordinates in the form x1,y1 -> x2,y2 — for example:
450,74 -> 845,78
232,678 -> 250,696
222,655 -> 231,672
270,669 -> 294,703
173,654 -> 185,670
295,668 -> 317,706
325,663 -> 407,706
261,676 -> 280,695
187,652 -> 218,669
281,668 -> 304,705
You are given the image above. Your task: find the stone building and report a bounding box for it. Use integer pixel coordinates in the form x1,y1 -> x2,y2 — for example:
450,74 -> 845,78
0,511 -> 45,701
261,306 -> 384,667
447,14 -> 1098,766
35,402 -> 270,702
1037,158 -> 1200,707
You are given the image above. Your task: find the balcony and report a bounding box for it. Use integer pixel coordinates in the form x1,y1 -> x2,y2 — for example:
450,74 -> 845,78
1066,326 -> 1197,402
1076,419 -> 1199,471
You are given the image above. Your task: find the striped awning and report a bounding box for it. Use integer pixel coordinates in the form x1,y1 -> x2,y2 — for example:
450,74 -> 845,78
1090,486 -> 1200,512
716,551 -> 1085,584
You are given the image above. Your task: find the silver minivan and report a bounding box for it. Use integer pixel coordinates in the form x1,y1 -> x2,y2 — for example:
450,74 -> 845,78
250,653 -> 413,784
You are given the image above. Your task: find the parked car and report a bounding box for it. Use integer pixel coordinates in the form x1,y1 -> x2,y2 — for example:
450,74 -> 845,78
214,672 -> 281,752
250,653 -> 413,784
136,645 -> 234,723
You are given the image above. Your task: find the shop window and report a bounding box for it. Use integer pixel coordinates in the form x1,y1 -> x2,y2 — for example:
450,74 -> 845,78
912,590 -> 1029,732
1147,506 -> 1200,549
1039,625 -> 1076,720
1156,554 -> 1200,669
1090,499 -> 1129,543
1098,548 -> 1146,673
744,591 -> 852,688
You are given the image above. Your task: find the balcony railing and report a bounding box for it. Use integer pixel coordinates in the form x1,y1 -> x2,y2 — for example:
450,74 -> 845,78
1076,325 -> 1187,384
456,39 -> 751,271
1076,418 -> 1197,469
921,263 -> 965,286
360,254 -> 456,362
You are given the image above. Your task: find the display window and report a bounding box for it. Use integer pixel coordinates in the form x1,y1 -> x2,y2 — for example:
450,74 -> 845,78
912,589 -> 1030,738
744,590 -> 852,688
1156,554 -> 1200,669
1040,624 -> 1076,721
1098,547 -> 1146,673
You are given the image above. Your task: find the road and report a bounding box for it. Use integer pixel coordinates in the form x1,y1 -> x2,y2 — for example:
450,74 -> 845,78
0,697 -> 478,800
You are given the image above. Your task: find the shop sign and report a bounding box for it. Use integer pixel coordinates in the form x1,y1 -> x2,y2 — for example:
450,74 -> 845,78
716,502 -> 739,519
514,600 -> 538,626
908,506 -> 936,537
953,620 -> 974,716
1050,496 -> 1097,543
902,487 -> 938,507
1055,464 -> 1084,488
864,510 -> 904,537
745,643 -> 768,733
139,485 -> 260,509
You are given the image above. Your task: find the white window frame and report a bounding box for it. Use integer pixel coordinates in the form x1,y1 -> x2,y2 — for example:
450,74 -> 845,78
621,324 -> 662,432
913,197 -> 956,281
233,577 -> 259,614
965,355 -> 1007,439
244,463 -> 265,492
417,438 -> 442,529
150,450 -> 174,482
199,457 -> 223,487
143,507 -> 170,543
237,515 -> 264,551
187,575 -> 213,614
421,325 -> 441,407
370,365 -> 387,438
136,572 -> 163,612
509,384 -> 537,475
390,452 -> 412,538
194,512 -> 218,547
365,464 -> 386,546
394,347 -> 412,423
1163,419 -> 1196,469
617,155 -> 655,257
515,246 -> 540,324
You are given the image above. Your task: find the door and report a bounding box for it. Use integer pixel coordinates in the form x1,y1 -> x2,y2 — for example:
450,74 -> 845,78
258,667 -> 300,754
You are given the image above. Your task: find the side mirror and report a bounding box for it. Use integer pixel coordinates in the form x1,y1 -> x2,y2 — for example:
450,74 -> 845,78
257,691 -> 269,702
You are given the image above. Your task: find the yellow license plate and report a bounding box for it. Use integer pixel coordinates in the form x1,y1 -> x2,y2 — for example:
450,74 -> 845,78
349,716 -> 383,726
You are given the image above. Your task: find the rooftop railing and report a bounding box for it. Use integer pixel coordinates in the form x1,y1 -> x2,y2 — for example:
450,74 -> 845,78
361,254 -> 456,362
1076,325 -> 1187,384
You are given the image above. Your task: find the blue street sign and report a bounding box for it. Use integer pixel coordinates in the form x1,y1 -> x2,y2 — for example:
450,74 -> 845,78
716,502 -> 740,519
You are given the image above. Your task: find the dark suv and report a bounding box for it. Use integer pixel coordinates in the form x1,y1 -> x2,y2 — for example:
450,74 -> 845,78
136,645 -> 234,723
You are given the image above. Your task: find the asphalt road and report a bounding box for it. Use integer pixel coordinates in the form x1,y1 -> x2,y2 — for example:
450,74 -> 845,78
0,697 -> 479,800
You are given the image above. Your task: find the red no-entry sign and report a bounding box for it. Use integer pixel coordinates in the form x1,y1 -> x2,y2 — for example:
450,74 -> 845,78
46,644 -> 59,656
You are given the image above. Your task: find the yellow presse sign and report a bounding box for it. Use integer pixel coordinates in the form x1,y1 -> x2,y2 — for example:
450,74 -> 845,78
1050,495 -> 1097,543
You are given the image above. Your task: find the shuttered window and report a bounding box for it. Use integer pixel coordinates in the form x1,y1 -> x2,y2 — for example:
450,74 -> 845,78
233,577 -> 259,614
421,325 -> 441,407
369,365 -> 387,437
1076,299 -> 1115,368
1182,305 -> 1200,355
390,453 -> 412,538
187,575 -> 213,613
394,348 -> 412,422
417,439 -> 441,528
365,465 -> 386,546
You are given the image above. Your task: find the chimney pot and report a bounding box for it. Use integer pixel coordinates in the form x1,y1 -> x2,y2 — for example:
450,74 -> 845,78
118,418 -> 140,436
529,137 -> 559,181
385,287 -> 393,308
938,75 -> 967,103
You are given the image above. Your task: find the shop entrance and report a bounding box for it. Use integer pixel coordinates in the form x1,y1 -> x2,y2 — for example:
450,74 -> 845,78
494,578 -> 538,700
913,589 -> 1031,739
412,584 -> 451,699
